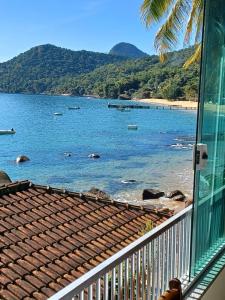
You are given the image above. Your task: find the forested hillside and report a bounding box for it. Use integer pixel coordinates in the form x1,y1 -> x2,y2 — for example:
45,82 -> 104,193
0,44 -> 199,100
0,44 -> 127,94
53,47 -> 199,100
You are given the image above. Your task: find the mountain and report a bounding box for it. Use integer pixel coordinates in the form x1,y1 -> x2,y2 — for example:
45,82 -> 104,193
0,44 -> 199,100
53,47 -> 199,100
0,44 -> 128,93
109,42 -> 148,59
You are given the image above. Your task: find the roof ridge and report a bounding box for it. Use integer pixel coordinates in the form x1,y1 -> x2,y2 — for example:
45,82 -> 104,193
0,180 -> 31,196
31,183 -> 173,217
0,180 -> 173,217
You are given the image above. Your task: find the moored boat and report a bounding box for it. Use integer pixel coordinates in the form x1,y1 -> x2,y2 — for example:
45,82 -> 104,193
68,106 -> 80,110
0,129 -> 16,135
128,124 -> 138,130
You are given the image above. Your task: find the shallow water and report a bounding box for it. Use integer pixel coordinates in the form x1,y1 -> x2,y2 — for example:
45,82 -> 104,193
0,93 -> 197,200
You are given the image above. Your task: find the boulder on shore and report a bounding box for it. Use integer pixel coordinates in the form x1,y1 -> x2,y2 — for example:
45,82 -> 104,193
0,171 -> 12,186
142,189 -> 165,200
119,94 -> 131,100
86,187 -> 111,200
16,155 -> 30,163
166,190 -> 186,201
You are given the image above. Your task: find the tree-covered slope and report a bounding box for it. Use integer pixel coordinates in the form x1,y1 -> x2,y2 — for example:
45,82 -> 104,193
0,44 -> 127,93
0,44 -> 199,99
53,47 -> 199,100
109,42 -> 148,59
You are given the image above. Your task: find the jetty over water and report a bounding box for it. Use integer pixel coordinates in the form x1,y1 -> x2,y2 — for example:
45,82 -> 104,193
108,103 -> 196,110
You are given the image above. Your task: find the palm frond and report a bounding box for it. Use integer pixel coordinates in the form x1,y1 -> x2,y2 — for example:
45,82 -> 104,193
141,0 -> 174,25
184,0 -> 202,44
154,0 -> 190,61
183,44 -> 201,68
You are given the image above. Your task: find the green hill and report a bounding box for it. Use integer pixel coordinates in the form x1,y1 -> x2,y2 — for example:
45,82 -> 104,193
53,47 -> 199,100
0,44 -> 128,93
109,42 -> 148,59
0,44 -> 199,99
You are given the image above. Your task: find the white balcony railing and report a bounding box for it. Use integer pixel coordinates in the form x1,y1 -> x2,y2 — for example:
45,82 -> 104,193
49,205 -> 192,300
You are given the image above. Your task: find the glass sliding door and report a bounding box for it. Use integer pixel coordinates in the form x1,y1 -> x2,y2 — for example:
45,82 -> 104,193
191,0 -> 225,276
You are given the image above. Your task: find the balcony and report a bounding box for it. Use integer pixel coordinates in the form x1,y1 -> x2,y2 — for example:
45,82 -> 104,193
48,206 -> 192,299
48,203 -> 225,300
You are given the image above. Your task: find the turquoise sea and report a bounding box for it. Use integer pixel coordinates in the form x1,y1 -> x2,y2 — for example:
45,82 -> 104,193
0,93 -> 197,201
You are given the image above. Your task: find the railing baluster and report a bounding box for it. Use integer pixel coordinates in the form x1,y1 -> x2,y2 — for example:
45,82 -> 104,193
111,268 -> 116,300
161,233 -> 165,292
171,223 -> 175,278
156,236 -> 160,299
124,258 -> 129,300
151,239 -> 155,300
88,285 -> 93,300
96,278 -> 101,300
146,243 -> 151,300
136,250 -> 141,300
177,221 -> 181,278
104,273 -> 109,300
142,246 -> 146,300
131,254 -> 135,300
79,290 -> 84,300
118,263 -> 123,300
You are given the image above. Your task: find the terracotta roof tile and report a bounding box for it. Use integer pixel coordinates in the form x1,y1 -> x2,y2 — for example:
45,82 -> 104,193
0,180 -> 172,299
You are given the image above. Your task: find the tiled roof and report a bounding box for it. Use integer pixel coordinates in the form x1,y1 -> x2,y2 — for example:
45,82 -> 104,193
0,180 -> 172,300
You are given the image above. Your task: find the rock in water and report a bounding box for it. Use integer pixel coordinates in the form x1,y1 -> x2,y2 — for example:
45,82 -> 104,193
0,171 -> 12,186
88,153 -> 100,159
166,190 -> 186,201
16,155 -> 30,163
142,189 -> 165,200
87,187 -> 111,200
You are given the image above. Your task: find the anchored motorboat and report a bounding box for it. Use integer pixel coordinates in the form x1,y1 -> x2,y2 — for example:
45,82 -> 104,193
68,106 -> 80,110
53,112 -> 63,116
128,125 -> 138,130
0,129 -> 16,135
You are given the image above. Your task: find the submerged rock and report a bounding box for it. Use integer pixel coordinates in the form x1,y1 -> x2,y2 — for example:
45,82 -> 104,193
0,171 -> 12,186
16,155 -> 30,163
166,190 -> 186,201
88,153 -> 100,159
142,189 -> 165,200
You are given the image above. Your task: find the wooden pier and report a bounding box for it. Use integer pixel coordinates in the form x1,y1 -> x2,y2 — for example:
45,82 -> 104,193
107,103 -> 196,111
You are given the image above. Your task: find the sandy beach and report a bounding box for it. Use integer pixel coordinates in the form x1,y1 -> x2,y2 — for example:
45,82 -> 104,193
135,98 -> 198,109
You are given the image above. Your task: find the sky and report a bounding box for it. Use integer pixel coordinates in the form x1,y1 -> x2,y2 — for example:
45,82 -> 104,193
0,0 -> 164,62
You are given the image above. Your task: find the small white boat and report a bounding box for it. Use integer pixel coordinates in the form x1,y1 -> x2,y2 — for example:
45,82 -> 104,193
128,125 -> 138,130
53,112 -> 63,116
0,129 -> 16,135
68,106 -> 80,110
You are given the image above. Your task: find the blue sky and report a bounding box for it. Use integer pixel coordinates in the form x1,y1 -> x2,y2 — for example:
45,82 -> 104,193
0,0 -> 162,62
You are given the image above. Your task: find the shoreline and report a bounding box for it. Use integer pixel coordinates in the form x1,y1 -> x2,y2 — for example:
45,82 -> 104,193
134,98 -> 198,109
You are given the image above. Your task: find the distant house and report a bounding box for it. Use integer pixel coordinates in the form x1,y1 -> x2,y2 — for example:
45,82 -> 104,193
0,180 -> 171,300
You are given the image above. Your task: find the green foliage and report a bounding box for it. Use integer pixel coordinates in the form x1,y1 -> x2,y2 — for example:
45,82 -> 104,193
140,220 -> 154,236
0,44 -> 199,100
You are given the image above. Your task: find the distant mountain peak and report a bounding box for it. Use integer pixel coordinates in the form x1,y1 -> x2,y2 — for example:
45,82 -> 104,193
109,42 -> 148,59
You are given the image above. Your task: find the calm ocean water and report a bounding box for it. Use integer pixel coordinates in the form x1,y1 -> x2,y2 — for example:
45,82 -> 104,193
0,93 -> 197,201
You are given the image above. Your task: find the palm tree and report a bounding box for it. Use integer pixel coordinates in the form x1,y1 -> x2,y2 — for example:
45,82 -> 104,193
141,0 -> 204,67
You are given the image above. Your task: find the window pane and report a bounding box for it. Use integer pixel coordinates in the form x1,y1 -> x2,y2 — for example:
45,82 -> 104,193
191,0 -> 225,276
